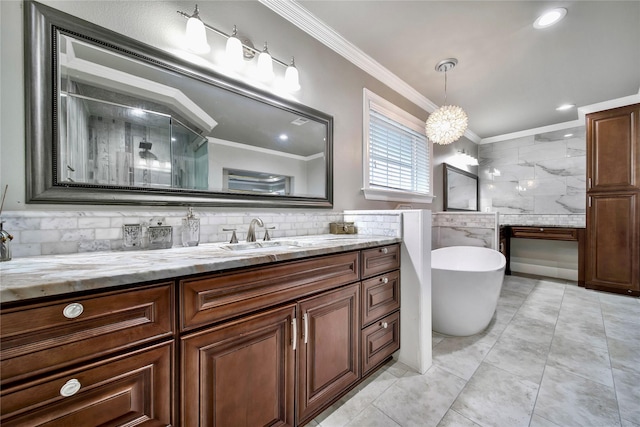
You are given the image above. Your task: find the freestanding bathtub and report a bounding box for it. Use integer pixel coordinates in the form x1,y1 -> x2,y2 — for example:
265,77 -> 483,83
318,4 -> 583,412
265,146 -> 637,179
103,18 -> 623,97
432,246 -> 506,336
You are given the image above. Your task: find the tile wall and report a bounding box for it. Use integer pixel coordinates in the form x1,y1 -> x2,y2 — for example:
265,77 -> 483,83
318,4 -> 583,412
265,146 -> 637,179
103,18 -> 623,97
432,212 -> 498,250
1,210 -> 344,258
479,126 -> 586,215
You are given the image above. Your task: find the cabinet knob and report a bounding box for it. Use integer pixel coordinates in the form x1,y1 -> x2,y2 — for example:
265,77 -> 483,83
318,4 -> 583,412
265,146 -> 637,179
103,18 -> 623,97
540,228 -> 544,232
63,303 -> 84,319
60,378 -> 81,397
381,277 -> 389,284
380,321 -> 388,329
380,247 -> 388,254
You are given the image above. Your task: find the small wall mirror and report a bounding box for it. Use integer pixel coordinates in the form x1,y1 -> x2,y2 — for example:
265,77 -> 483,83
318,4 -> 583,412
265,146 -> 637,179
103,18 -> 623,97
443,163 -> 479,211
26,1 -> 333,208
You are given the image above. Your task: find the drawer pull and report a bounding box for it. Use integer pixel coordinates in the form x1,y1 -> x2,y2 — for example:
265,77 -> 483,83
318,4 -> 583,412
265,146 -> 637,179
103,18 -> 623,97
292,317 -> 297,351
303,312 -> 309,344
63,303 -> 84,319
380,321 -> 388,329
380,247 -> 388,254
381,277 -> 389,284
60,378 -> 81,397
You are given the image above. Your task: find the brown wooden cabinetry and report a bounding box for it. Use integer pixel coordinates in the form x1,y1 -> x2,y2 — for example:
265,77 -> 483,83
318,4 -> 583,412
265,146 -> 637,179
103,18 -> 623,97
181,304 -> 296,427
1,243 -> 401,426
586,104 -> 640,295
0,283 -> 175,426
297,284 -> 360,424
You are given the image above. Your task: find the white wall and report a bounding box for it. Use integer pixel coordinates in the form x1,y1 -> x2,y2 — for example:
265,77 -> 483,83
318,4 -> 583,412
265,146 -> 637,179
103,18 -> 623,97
0,0 -> 454,214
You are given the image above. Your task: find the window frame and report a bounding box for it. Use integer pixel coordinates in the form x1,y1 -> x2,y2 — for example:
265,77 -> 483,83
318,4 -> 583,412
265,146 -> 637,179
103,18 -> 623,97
362,88 -> 434,203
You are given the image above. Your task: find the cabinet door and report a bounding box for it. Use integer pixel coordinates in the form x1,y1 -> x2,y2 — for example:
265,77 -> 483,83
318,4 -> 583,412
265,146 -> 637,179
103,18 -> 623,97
0,341 -> 173,426
297,283 -> 360,424
587,104 -> 640,192
181,304 -> 296,427
586,192 -> 640,294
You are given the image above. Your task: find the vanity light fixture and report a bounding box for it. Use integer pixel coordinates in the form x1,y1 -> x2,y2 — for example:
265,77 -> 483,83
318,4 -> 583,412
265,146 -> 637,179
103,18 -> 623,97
257,42 -> 274,81
225,25 -> 245,70
177,5 -> 301,92
184,4 -> 210,54
556,103 -> 575,111
284,57 -> 301,92
425,58 -> 468,145
534,8 -> 567,29
456,149 -> 478,166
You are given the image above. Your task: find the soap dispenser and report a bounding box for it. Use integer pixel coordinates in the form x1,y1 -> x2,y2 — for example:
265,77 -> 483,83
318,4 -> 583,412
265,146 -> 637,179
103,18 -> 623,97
182,207 -> 200,247
0,221 -> 13,262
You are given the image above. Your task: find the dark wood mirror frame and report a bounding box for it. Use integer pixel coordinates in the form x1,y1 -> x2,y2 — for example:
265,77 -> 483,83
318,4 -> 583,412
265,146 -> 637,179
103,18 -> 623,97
443,163 -> 479,212
25,0 -> 333,208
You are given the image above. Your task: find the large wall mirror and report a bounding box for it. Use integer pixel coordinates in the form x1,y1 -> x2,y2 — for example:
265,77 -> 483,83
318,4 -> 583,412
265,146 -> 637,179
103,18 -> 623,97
443,163 -> 479,211
26,1 -> 333,208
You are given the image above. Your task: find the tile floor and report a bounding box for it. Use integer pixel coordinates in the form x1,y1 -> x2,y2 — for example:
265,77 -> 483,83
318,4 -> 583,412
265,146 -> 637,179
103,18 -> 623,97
309,275 -> 640,427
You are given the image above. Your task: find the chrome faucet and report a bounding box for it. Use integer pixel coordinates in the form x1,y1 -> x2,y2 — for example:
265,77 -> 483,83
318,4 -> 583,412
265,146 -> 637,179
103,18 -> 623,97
246,218 -> 264,242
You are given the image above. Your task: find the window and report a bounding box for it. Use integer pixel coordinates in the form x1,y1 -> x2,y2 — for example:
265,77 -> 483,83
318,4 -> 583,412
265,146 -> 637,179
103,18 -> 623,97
362,89 -> 433,203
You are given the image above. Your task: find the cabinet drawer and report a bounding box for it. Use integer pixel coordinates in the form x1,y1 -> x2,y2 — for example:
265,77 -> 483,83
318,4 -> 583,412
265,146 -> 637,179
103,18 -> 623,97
0,283 -> 174,386
361,244 -> 400,279
0,341 -> 173,426
511,227 -> 578,241
361,271 -> 400,327
181,251 -> 359,331
361,311 -> 400,375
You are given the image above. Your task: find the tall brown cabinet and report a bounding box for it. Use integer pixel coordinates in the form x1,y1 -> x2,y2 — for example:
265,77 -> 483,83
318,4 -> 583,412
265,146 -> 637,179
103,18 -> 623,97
586,103 -> 640,296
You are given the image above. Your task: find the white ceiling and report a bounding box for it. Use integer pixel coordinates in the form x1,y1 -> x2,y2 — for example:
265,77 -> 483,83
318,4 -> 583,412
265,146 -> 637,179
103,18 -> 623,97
277,1 -> 640,142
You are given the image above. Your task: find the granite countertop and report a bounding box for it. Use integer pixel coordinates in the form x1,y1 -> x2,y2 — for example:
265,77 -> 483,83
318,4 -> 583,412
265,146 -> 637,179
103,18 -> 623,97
0,234 -> 401,304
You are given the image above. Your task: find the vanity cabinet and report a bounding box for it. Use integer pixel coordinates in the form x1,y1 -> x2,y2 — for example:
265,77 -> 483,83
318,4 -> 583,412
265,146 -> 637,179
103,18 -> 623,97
360,245 -> 401,376
180,244 -> 399,426
1,242 -> 400,426
0,283 -> 175,425
586,104 -> 640,295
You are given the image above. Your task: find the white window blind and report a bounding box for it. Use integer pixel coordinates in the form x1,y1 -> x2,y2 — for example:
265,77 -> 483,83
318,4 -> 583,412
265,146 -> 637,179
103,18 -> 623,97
368,109 -> 430,194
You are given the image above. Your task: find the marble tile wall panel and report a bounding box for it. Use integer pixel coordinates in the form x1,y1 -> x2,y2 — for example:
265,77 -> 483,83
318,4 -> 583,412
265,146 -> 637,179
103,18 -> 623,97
479,126 -> 586,216
432,212 -> 498,249
1,210 -> 345,258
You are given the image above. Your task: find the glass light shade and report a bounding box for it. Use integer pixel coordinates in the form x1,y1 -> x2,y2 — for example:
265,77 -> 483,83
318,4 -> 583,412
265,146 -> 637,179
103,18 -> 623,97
257,48 -> 274,81
225,35 -> 244,70
185,17 -> 209,54
425,105 -> 468,145
284,62 -> 300,92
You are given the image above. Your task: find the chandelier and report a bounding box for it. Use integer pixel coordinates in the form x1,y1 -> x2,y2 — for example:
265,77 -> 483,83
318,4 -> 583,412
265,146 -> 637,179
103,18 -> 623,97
425,58 -> 468,145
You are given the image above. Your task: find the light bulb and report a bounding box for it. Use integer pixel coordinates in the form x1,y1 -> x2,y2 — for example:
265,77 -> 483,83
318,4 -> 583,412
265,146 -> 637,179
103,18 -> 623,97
284,57 -> 300,92
257,42 -> 274,81
225,25 -> 244,70
185,5 -> 209,54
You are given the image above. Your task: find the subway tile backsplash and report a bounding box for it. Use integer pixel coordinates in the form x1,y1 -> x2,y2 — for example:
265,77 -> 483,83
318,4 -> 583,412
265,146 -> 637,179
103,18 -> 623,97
1,210 -> 344,258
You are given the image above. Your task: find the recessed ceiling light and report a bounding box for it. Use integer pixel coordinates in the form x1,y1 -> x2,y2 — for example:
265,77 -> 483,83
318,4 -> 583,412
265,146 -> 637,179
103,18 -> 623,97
556,104 -> 575,111
534,8 -> 567,29
279,134 -> 288,141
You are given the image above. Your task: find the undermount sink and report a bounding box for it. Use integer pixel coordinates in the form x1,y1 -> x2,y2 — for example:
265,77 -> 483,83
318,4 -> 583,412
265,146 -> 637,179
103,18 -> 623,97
221,240 -> 304,252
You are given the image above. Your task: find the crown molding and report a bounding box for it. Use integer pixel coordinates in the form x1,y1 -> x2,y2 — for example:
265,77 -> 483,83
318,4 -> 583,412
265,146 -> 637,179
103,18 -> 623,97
259,0 -> 481,144
480,92 -> 640,144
